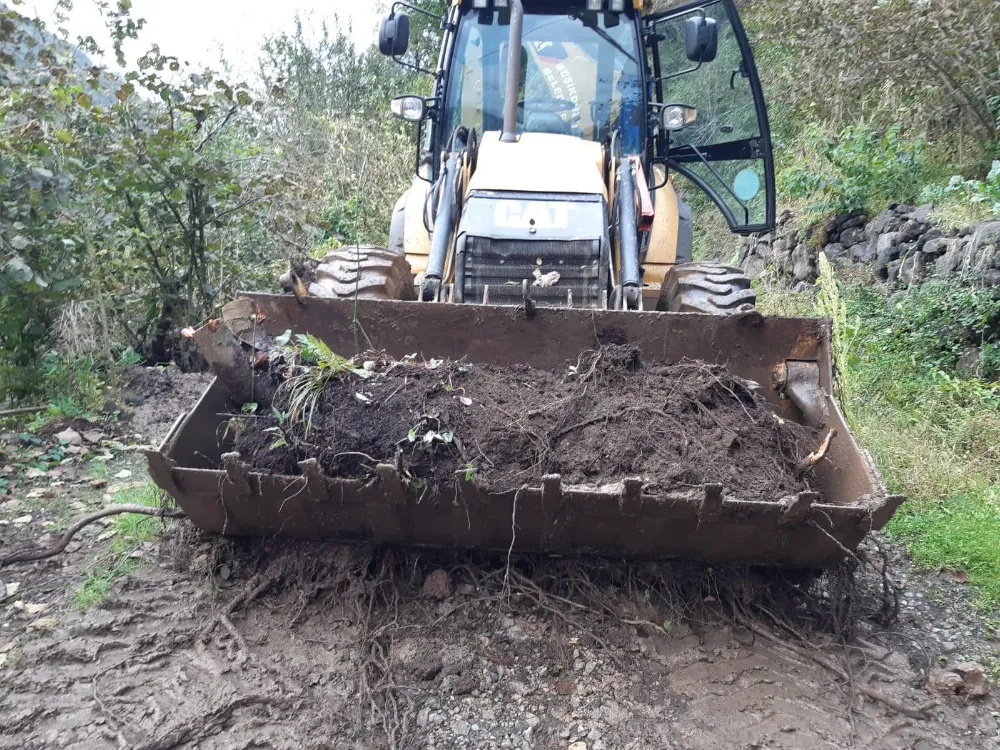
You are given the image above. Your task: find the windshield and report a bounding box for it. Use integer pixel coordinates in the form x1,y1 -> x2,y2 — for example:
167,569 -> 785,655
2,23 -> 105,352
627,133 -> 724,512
444,9 -> 644,153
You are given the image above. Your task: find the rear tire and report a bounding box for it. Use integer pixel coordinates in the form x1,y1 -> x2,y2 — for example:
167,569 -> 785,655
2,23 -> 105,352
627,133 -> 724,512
657,261 -> 756,314
313,246 -> 416,301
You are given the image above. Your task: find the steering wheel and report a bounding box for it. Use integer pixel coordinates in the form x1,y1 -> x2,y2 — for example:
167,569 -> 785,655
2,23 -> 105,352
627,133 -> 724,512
518,98 -> 576,113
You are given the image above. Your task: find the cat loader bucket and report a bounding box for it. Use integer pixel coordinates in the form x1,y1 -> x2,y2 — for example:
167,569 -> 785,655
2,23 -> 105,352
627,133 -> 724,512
145,294 -> 904,569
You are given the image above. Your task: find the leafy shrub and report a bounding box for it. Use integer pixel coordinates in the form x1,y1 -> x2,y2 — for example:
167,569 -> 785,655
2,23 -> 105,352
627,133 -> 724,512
851,279 -> 1000,378
779,124 -> 928,214
920,160 -> 1000,216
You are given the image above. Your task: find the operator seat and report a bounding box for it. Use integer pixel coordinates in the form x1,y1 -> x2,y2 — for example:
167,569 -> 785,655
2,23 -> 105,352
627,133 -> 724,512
524,112 -> 571,135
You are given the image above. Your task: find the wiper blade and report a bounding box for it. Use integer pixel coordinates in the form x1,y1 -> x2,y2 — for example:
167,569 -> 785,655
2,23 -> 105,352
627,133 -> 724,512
571,15 -> 637,64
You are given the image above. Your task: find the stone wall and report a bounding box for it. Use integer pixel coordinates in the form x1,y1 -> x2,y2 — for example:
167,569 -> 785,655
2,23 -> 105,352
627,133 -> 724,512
738,204 -> 1000,289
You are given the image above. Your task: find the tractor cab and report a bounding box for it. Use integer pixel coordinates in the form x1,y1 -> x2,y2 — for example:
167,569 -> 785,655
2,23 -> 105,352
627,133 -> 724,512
378,0 -> 774,309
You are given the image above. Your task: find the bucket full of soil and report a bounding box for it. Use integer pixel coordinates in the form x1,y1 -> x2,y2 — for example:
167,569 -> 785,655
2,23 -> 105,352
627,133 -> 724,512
145,295 -> 904,568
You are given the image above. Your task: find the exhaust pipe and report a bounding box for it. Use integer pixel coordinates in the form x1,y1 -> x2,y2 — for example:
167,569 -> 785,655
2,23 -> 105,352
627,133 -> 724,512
500,0 -> 524,143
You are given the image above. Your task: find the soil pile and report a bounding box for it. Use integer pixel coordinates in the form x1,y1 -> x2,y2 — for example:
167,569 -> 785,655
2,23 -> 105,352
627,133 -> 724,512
230,345 -> 819,502
125,366 -> 214,444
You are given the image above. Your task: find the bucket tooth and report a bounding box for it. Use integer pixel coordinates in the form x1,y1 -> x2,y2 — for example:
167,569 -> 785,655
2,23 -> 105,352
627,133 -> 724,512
778,491 -> 818,528
868,494 -> 907,531
145,450 -> 180,497
699,484 -> 724,522
376,464 -> 407,506
541,475 -> 563,511
222,452 -> 252,498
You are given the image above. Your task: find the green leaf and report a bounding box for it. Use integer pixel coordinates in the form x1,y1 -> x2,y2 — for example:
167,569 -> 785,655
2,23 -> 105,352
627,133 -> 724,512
442,431 -> 454,444
241,402 -> 259,414
4,257 -> 33,283
10,236 -> 29,251
408,428 -> 417,443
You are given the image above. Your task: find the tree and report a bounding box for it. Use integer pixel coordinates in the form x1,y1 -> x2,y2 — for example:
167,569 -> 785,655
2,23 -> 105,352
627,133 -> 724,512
747,0 -> 999,144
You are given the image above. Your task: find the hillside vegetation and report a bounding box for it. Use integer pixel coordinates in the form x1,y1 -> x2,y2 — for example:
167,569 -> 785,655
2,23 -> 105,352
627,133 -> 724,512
1,1 -> 999,599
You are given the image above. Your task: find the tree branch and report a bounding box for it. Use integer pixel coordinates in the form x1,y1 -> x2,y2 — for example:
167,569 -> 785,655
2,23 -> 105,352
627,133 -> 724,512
213,196 -> 261,223
1,504 -> 184,567
196,105 -> 238,153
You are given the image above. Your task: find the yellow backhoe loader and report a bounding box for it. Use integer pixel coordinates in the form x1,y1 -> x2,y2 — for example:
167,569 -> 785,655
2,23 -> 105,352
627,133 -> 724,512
146,0 -> 904,568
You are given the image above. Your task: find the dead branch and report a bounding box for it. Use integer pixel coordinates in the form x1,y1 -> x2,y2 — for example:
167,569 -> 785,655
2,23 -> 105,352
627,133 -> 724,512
796,428 -> 838,473
0,505 -> 184,567
0,405 -> 47,419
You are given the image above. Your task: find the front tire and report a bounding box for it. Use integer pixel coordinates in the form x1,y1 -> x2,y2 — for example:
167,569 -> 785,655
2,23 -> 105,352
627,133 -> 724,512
312,246 -> 416,301
657,262 -> 756,314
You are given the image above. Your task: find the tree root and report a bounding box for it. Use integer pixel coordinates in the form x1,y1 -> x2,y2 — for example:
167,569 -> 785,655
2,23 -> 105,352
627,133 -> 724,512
737,615 -> 938,720
201,574 -> 276,641
0,505 -> 184,567
796,428 -> 838,473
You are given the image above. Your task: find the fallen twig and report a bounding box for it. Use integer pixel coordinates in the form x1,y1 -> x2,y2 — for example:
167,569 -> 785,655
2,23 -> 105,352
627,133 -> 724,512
0,504 -> 183,567
0,405 -> 48,419
796,428 -> 838,473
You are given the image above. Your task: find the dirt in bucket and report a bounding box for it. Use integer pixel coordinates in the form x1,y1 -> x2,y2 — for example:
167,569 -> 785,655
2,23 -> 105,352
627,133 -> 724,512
228,345 -> 820,502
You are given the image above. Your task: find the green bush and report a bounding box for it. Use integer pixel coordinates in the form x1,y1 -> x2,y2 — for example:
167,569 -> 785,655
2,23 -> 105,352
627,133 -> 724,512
779,123 -> 928,215
921,159 -> 1000,216
854,279 -> 1000,378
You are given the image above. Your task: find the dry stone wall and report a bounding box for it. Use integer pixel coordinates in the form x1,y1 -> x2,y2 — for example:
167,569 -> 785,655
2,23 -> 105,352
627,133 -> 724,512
739,204 -> 1000,290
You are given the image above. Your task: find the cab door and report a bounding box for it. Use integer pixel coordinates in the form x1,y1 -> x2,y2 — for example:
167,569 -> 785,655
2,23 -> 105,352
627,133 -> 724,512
646,0 -> 775,234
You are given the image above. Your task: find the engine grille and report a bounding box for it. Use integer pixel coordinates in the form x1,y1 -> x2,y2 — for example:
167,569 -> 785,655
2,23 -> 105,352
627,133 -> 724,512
461,237 -> 603,308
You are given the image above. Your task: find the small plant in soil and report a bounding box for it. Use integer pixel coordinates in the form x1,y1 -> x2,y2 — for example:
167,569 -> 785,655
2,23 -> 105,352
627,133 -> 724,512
279,333 -> 374,437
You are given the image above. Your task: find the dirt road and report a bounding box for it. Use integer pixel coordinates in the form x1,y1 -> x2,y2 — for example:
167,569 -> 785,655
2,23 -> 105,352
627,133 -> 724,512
0,369 -> 997,750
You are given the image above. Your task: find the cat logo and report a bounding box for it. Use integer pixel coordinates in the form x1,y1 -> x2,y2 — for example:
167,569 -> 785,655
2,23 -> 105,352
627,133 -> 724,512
493,201 -> 570,231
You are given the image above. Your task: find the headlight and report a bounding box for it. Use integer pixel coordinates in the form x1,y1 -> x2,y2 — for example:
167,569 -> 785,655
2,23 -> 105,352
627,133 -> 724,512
391,95 -> 427,123
661,104 -> 698,132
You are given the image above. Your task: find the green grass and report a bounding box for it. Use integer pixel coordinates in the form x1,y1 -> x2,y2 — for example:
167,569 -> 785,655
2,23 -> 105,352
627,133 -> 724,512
87,461 -> 111,480
74,483 -> 165,610
757,272 -> 1000,608
890,491 -> 1000,604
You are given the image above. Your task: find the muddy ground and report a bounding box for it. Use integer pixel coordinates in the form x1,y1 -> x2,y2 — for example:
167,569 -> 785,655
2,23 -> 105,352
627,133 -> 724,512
0,368 -> 998,750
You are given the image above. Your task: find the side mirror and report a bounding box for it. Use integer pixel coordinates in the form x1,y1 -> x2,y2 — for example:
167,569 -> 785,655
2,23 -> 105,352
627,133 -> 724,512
391,95 -> 426,122
685,16 -> 718,63
378,12 -> 410,57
